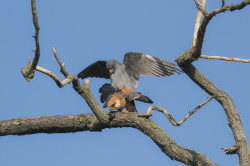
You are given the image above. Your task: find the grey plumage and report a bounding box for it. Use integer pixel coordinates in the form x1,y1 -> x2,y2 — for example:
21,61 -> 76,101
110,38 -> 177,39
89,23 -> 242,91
77,52 -> 182,90
122,91 -> 153,104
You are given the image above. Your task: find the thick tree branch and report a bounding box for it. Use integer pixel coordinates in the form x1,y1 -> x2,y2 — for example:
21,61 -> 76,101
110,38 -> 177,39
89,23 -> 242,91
175,61 -> 249,164
21,0 -> 40,82
192,0 -> 207,47
139,96 -> 213,126
192,0 -> 250,58
200,55 -> 250,63
0,113 -> 218,166
194,0 -> 209,17
176,1 -> 250,165
72,79 -> 110,124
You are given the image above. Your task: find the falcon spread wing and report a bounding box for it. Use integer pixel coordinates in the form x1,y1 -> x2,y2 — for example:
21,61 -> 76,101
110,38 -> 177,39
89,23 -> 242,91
77,61 -> 110,79
123,52 -> 182,87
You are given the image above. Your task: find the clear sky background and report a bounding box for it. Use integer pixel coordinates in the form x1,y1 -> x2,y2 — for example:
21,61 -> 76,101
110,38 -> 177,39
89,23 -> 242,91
1,0 -> 249,166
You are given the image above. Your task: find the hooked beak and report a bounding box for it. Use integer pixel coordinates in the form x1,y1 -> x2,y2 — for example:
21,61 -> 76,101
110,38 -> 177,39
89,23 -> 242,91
109,68 -> 114,73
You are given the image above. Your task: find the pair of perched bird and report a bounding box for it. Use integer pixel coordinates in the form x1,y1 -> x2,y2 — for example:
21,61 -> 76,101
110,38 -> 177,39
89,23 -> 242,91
77,52 -> 181,112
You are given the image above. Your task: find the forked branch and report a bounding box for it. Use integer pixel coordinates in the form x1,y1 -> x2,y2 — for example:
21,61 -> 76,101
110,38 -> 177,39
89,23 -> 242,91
139,96 -> 213,126
35,48 -> 77,88
176,0 -> 250,165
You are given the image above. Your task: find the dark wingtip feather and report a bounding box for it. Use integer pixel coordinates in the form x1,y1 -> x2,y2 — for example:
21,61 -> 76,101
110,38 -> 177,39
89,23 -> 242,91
99,83 -> 115,103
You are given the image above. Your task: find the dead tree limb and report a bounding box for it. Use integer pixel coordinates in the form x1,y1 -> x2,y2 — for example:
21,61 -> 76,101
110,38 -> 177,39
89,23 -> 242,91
36,66 -> 73,87
176,1 -> 250,165
200,55 -> 250,63
138,96 -> 213,126
192,0 -> 207,47
0,113 -> 218,166
21,0 -> 40,82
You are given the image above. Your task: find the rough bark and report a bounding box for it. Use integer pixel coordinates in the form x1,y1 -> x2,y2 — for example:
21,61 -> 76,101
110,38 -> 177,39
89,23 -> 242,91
175,1 -> 250,165
0,113 -> 217,166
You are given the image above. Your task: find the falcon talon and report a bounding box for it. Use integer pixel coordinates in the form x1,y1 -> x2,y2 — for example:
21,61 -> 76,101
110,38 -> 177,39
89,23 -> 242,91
121,110 -> 129,113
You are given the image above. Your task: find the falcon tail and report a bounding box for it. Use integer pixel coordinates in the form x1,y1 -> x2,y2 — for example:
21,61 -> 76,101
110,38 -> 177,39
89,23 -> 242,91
122,91 -> 153,104
134,94 -> 153,104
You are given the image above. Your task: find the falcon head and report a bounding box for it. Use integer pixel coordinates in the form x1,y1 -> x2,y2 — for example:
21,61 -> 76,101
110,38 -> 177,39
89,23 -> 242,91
106,59 -> 120,74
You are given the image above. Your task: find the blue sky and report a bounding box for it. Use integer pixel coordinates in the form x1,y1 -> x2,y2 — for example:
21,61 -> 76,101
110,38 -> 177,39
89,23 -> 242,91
1,0 -> 249,165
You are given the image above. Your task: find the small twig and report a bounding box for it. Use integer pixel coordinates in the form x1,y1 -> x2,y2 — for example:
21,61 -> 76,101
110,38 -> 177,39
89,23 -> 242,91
138,96 -> 213,126
200,55 -> 250,63
222,0 -> 225,7
52,48 -> 69,77
221,146 -> 238,155
35,48 -> 76,87
21,0 -> 40,82
36,66 -> 73,88
192,0 -> 207,47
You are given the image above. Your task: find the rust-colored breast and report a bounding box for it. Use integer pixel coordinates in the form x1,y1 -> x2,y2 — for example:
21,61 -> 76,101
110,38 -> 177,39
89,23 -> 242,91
120,88 -> 134,94
105,89 -> 137,112
107,92 -> 126,110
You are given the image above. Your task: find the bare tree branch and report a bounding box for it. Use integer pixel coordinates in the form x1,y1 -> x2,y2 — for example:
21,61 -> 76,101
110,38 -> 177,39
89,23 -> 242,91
34,48 -> 77,87
222,0 -> 225,7
0,113 -> 218,166
72,79 -> 110,124
200,55 -> 250,63
52,48 -> 69,77
21,0 -> 40,82
36,66 -> 73,88
139,96 -> 213,126
192,0 -> 207,47
191,0 -> 250,58
209,1 -> 250,17
194,0 -> 209,17
176,1 -> 250,165
222,146 -> 238,155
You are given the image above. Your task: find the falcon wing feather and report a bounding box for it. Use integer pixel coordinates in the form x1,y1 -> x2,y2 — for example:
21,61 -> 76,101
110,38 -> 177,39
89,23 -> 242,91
99,83 -> 116,103
123,52 -> 182,87
77,61 -> 110,79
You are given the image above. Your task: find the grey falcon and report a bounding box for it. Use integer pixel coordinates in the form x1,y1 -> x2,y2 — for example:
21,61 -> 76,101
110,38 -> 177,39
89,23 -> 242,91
77,52 -> 182,112
77,52 -> 182,91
